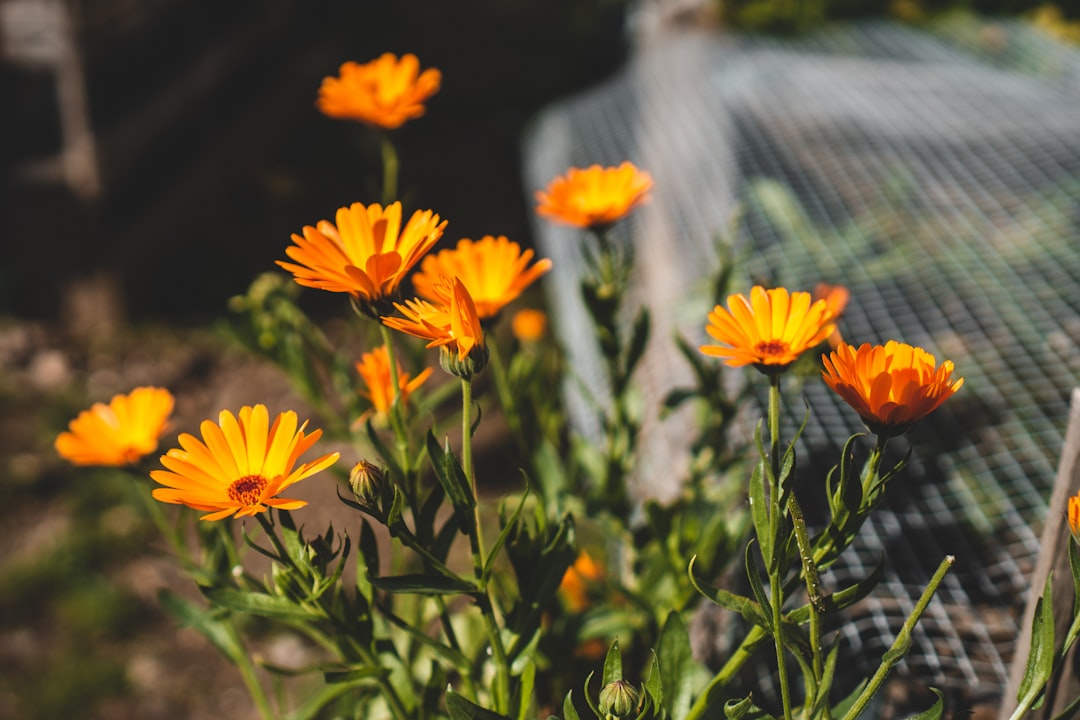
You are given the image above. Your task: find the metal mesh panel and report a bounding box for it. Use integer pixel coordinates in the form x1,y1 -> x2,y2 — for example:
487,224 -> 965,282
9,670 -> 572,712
523,16 -> 1080,700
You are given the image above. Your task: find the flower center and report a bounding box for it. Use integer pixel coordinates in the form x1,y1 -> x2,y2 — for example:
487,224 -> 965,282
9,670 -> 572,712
755,340 -> 790,358
228,475 -> 268,506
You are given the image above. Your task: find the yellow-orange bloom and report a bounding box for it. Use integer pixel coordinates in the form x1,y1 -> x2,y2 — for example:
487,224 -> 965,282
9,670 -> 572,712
382,277 -> 485,363
700,286 -> 836,373
150,405 -> 339,521
822,341 -> 964,437
55,387 -> 175,466
535,162 -> 653,229
1069,494 -> 1080,540
412,236 -> 552,319
316,53 -> 441,129
277,201 -> 447,309
511,308 -> 547,343
559,551 -> 605,613
356,345 -> 432,419
814,282 -> 851,348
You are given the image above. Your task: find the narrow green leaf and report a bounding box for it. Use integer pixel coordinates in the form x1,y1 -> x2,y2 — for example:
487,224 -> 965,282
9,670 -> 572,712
485,482 -> 531,582
446,687 -> 512,720
624,306 -> 651,377
516,657 -> 537,720
1017,572 -> 1056,704
724,695 -> 777,720
689,555 -> 769,629
203,588 -> 314,621
644,651 -> 663,709
365,418 -> 403,479
788,560 -> 885,623
563,691 -> 582,720
583,671 -> 603,719
658,611 -> 694,720
158,589 -> 242,661
284,681 -> 362,720
749,450 -> 773,568
744,541 -> 772,629
811,639 -> 842,718
369,573 -> 477,595
427,430 -> 476,530
903,688 -> 944,720
603,639 -> 624,685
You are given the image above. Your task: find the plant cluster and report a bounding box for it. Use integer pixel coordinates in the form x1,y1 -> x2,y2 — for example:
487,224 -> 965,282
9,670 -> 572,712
55,52 -> 1079,720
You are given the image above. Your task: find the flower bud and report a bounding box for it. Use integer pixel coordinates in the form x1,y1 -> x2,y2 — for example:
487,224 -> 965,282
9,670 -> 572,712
349,460 -> 385,507
438,341 -> 489,379
598,679 -> 640,719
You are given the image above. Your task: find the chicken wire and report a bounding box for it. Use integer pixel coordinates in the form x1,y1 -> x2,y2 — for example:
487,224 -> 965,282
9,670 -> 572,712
522,14 -> 1080,705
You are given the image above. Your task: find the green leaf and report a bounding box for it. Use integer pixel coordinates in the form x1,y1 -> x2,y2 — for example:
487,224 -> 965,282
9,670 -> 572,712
485,481 -> 531,583
516,657 -> 537,720
369,573 -> 477,595
903,688 -> 944,720
563,691 -> 582,720
658,611 -> 694,720
284,681 -> 363,720
203,588 -> 314,621
365,418 -> 403,480
748,441 -> 772,569
724,695 -> 777,720
583,671 -> 603,719
788,560 -> 885,623
689,555 -> 769,629
744,541 -> 772,629
810,640 -> 841,718
158,589 -> 243,661
322,666 -> 382,683
623,306 -> 651,379
644,651 -> 663,709
1017,571 -> 1056,705
446,687 -> 512,720
427,430 -> 476,531
603,639 -> 624,685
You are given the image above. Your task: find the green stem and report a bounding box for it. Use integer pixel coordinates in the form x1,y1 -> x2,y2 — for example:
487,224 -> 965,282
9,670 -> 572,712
839,555 -> 955,720
378,324 -> 412,482
788,493 -> 825,696
767,376 -> 794,720
226,620 -> 279,720
460,377 -> 512,714
381,132 -> 399,206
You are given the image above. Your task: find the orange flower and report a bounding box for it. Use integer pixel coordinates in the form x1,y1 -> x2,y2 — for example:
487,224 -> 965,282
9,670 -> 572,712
511,308 -> 547,343
535,162 -> 653,229
356,345 -> 432,419
56,387 -> 175,466
814,282 -> 850,348
277,201 -> 447,311
150,405 -> 339,521
822,341 -> 964,437
382,277 -> 485,363
559,551 -> 605,613
1069,494 -> 1080,540
316,53 -> 441,129
411,236 -> 552,319
700,286 -> 836,373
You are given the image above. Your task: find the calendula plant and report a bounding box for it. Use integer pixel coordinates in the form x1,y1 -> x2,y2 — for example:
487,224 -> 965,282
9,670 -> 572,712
53,51 -> 1080,720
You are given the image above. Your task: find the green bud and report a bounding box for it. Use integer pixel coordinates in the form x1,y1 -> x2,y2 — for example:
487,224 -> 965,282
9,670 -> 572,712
598,679 -> 640,719
438,342 -> 489,379
349,460 -> 385,507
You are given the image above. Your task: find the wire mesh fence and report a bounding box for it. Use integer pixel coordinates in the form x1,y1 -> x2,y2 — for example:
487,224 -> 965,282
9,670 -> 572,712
523,14 -> 1080,704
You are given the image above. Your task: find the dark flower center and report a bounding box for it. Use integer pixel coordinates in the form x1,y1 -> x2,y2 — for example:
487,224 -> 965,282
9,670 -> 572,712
228,475 -> 268,505
755,340 -> 789,358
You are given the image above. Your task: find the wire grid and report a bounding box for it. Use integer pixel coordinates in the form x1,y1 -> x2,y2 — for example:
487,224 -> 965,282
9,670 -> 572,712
523,16 -> 1080,702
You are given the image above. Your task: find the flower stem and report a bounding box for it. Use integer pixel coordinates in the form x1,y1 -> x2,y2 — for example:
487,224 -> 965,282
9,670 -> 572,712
460,377 -> 512,714
379,324 -> 414,493
840,555 -> 955,720
767,375 -> 794,720
380,132 -> 399,206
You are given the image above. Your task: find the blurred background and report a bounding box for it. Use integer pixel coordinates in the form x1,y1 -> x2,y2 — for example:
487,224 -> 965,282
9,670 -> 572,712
2,0 -> 1077,718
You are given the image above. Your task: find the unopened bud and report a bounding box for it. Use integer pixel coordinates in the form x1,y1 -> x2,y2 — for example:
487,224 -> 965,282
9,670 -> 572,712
599,679 -> 640,719
438,342 -> 489,379
349,460 -> 385,507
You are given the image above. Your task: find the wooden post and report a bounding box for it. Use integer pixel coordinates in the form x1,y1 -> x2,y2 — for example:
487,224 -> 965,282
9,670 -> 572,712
1001,388 -> 1080,719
